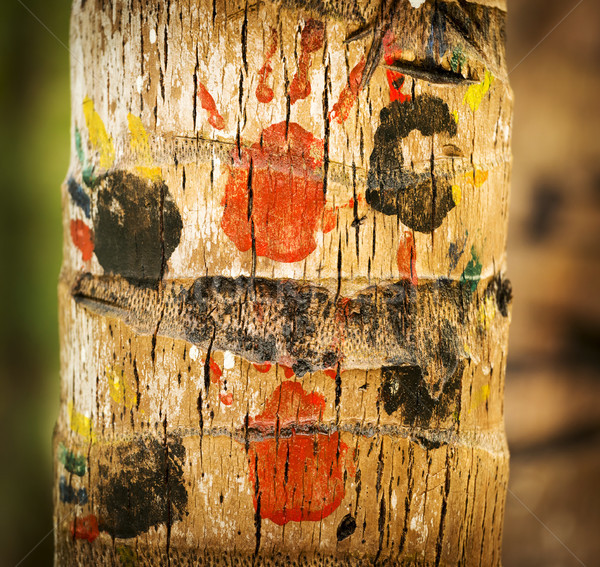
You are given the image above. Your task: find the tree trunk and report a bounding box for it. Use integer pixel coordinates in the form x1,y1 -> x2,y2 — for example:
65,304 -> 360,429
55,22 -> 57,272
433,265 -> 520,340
54,0 -> 512,564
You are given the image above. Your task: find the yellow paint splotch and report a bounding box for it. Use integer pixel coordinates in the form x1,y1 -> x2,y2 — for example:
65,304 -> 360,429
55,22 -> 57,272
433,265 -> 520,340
82,96 -> 115,169
127,113 -> 162,181
107,365 -> 138,409
465,169 -> 489,188
68,401 -> 96,442
463,70 -> 493,112
478,295 -> 497,330
469,384 -> 491,415
452,185 -> 462,205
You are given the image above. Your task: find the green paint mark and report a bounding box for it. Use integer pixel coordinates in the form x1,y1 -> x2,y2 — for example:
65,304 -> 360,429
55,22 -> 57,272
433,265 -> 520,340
460,246 -> 483,293
75,125 -> 97,187
116,544 -> 138,566
57,442 -> 87,476
450,46 -> 466,74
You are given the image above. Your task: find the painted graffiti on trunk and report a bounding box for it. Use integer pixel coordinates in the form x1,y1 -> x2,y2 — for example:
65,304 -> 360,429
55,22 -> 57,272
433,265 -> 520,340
221,121 -> 327,263
246,381 -> 348,525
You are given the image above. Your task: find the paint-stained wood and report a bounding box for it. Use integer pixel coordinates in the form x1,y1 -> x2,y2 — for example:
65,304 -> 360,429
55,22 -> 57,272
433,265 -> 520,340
55,0 -> 512,564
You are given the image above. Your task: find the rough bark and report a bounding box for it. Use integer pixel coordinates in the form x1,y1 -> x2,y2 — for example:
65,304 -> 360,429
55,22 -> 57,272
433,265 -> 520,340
54,0 -> 512,564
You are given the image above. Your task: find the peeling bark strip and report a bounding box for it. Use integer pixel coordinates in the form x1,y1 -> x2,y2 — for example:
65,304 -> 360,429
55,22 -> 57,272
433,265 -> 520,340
56,0 -> 511,564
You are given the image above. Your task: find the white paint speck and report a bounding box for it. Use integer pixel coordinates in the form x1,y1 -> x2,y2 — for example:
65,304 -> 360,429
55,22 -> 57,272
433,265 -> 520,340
136,75 -> 144,93
149,29 -> 157,44
409,0 -> 426,7
189,345 -> 200,361
223,351 -> 235,370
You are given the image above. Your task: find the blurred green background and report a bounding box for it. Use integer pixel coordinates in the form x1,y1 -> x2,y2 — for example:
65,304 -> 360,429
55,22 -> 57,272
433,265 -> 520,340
1,1 -> 598,565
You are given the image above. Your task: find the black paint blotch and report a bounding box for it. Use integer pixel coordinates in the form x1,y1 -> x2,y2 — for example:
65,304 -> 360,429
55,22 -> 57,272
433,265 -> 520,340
380,361 -> 463,427
67,177 -> 91,218
486,275 -> 512,317
97,436 -> 188,539
93,171 -> 182,280
337,514 -> 357,541
367,95 -> 458,233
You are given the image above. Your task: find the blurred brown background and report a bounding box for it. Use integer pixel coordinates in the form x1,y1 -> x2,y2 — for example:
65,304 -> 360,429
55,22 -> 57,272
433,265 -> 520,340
0,0 -> 598,565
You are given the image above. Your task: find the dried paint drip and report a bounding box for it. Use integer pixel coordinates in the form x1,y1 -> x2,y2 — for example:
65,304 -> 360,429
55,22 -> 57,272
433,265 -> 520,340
256,27 -> 278,103
246,381 -> 348,525
383,31 -> 410,103
70,220 -> 94,261
329,57 -> 365,123
221,121 -> 327,263
397,231 -> 417,285
288,19 -> 325,104
198,82 -> 225,130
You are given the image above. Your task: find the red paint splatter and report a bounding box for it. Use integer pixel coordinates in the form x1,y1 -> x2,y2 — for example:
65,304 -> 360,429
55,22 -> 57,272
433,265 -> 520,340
70,219 -> 94,261
198,82 -> 225,130
253,362 -> 272,373
220,391 -> 234,405
289,19 -> 325,104
397,230 -> 417,285
281,365 -> 295,379
208,358 -> 223,383
221,121 -> 327,263
247,381 -> 347,525
256,27 -> 278,103
70,514 -> 99,542
383,31 -> 411,103
329,57 -> 365,123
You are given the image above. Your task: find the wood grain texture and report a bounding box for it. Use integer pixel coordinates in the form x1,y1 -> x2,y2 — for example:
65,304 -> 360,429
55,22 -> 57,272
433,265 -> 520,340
55,0 -> 511,564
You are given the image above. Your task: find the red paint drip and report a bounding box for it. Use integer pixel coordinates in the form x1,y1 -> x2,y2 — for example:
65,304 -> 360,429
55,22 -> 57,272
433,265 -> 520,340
220,391 -> 233,405
208,358 -> 223,384
329,57 -> 365,123
253,362 -> 272,373
247,381 -> 347,525
397,230 -> 417,285
198,82 -> 225,130
383,31 -> 411,103
256,27 -> 278,103
70,514 -> 99,542
289,19 -> 325,104
221,121 -> 326,263
70,219 -> 94,261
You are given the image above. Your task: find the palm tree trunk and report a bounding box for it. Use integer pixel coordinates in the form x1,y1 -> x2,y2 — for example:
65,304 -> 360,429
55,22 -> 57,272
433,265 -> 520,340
55,0 -> 512,564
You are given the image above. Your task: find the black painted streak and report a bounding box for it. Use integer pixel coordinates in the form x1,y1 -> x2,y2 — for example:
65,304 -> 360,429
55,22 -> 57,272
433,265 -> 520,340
67,177 -> 91,218
336,513 -> 356,541
97,436 -> 187,539
93,171 -> 182,280
367,95 -> 458,233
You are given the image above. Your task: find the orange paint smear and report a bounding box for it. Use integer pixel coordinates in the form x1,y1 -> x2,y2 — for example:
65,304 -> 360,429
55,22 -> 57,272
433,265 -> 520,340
329,57 -> 365,123
70,219 -> 94,261
208,358 -> 223,384
70,514 -> 99,542
220,391 -> 233,405
397,231 -> 417,285
383,31 -> 411,103
247,381 -> 347,525
253,362 -> 272,373
221,121 -> 326,263
256,27 -> 278,103
198,82 -> 225,130
289,19 -> 325,104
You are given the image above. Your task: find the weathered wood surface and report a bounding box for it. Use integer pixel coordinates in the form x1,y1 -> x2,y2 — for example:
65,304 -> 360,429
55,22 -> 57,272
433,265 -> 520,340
54,0 -> 511,564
